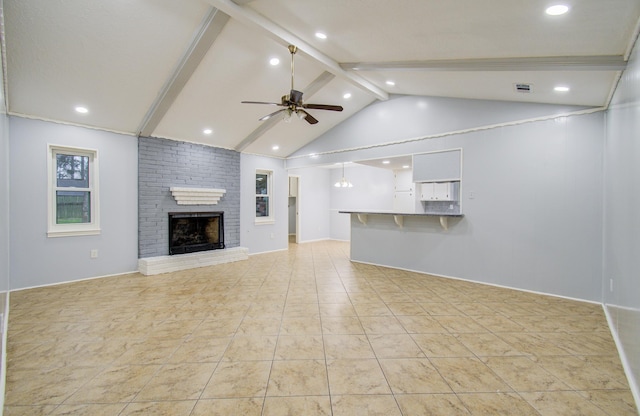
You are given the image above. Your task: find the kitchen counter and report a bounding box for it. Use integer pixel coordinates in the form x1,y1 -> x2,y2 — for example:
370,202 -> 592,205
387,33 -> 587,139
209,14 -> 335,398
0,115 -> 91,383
339,210 -> 463,230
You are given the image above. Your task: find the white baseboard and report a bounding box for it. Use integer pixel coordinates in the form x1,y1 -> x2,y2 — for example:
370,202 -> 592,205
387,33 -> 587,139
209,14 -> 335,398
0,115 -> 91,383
603,304 -> 640,411
0,292 -> 9,415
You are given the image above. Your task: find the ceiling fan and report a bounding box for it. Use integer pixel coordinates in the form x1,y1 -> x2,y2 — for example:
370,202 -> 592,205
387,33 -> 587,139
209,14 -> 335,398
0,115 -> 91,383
241,45 -> 343,125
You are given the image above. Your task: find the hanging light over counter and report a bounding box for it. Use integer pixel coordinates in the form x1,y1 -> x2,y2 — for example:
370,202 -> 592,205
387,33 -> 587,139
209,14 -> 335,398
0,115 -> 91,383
334,163 -> 353,188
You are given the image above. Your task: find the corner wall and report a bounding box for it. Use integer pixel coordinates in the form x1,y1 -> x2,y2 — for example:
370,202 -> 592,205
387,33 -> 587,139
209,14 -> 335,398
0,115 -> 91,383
0,7 -> 9,403
603,35 -> 640,402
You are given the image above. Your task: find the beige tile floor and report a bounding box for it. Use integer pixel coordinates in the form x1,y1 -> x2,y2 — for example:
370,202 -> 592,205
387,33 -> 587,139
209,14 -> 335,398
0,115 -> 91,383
4,240 -> 638,415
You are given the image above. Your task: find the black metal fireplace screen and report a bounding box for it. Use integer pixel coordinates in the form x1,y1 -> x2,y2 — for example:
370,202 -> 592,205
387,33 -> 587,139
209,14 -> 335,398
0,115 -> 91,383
168,211 -> 224,255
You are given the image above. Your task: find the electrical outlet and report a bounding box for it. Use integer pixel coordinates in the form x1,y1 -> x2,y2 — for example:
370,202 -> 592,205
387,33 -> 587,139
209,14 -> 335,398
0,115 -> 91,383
270,233 -> 275,239
90,249 -> 98,259
610,279 -> 613,292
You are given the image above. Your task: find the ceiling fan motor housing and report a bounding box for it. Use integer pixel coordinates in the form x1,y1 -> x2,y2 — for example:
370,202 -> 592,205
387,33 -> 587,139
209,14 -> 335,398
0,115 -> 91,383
289,89 -> 304,105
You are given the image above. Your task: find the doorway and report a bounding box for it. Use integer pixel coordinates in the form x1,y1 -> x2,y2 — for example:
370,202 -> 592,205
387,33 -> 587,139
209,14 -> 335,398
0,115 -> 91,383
288,175 -> 300,244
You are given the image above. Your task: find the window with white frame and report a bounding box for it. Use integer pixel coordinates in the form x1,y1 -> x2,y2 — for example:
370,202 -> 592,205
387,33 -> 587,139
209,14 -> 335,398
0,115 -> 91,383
48,145 -> 100,237
255,169 -> 273,223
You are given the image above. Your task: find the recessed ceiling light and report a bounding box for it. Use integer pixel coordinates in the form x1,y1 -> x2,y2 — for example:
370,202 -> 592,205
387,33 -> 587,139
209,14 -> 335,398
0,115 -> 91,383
554,86 -> 570,92
203,128 -> 213,135
546,5 -> 569,15
382,160 -> 390,165
402,165 -> 410,169
386,80 -> 395,86
272,145 -> 280,151
269,57 -> 280,66
315,32 -> 327,40
74,106 -> 88,114
343,92 -> 352,99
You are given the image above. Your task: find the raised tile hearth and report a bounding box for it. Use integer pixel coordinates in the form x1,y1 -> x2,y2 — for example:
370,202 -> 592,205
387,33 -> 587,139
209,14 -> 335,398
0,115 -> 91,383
138,247 -> 248,275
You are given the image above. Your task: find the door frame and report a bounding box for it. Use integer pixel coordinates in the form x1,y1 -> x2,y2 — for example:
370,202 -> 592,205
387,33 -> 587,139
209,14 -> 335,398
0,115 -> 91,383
288,174 -> 301,244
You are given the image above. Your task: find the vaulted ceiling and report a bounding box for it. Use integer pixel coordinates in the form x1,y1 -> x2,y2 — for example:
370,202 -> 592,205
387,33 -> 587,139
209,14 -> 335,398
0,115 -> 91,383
3,0 -> 639,158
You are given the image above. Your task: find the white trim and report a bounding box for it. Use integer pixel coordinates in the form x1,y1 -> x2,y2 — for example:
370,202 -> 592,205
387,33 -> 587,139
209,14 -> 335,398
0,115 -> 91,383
47,228 -> 101,238
287,107 -> 606,161
603,305 -> 640,409
9,270 -> 138,292
9,112 -> 136,137
0,291 -> 9,414
247,247 -> 289,256
294,237 -> 333,244
47,144 -> 100,238
255,168 -> 274,222
289,174 -> 301,244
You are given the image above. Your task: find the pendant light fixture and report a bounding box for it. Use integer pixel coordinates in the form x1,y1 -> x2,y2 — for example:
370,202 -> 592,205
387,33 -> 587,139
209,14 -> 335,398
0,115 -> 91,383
334,163 -> 353,188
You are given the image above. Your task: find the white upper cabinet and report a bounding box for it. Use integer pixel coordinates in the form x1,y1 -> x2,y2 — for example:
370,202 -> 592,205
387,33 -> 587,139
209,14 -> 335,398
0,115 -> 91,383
288,176 -> 298,197
394,169 -> 414,192
412,149 -> 462,182
420,182 -> 454,201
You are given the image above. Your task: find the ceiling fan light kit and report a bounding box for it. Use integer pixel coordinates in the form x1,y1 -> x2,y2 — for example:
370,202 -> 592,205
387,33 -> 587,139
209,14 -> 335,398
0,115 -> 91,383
242,44 -> 343,125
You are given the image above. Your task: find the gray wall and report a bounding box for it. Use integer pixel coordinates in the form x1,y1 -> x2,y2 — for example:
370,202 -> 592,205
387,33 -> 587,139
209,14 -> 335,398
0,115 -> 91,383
138,137 -> 240,257
329,164 -> 395,241
288,95 -> 590,165
9,117 -> 139,289
603,37 -> 640,400
291,96 -> 604,302
349,113 -> 604,301
240,153 -> 289,253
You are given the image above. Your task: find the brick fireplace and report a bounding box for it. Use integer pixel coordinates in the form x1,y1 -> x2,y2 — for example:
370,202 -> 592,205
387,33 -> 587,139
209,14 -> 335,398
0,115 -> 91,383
138,136 -> 240,258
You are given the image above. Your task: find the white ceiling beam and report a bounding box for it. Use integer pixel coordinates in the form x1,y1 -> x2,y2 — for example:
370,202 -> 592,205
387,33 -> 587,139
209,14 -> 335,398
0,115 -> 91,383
340,55 -> 628,72
300,71 -> 335,97
137,7 -> 230,137
234,115 -> 281,153
204,0 -> 389,101
235,71 -> 336,152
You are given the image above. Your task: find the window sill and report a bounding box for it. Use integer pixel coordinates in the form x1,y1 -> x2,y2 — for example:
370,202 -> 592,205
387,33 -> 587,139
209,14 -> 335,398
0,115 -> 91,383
47,227 -> 101,238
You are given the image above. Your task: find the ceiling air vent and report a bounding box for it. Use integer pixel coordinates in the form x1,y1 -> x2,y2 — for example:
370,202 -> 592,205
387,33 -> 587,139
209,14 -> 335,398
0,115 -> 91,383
514,83 -> 533,93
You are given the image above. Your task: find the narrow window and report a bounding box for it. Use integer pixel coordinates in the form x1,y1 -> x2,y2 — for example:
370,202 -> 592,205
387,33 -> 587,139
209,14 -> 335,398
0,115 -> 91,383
255,169 -> 274,223
48,145 -> 100,237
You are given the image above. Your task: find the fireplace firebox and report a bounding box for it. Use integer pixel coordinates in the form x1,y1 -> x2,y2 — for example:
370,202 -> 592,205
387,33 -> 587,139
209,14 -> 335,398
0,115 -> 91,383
168,212 -> 224,255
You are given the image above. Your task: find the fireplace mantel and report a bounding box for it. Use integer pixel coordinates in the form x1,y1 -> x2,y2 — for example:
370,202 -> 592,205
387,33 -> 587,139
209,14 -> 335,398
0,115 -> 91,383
170,187 -> 226,205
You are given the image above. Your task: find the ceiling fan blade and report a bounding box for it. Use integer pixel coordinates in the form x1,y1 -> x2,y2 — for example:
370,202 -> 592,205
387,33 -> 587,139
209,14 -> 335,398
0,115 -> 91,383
298,110 -> 318,125
242,101 -> 285,106
303,103 -> 344,112
259,108 -> 287,121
